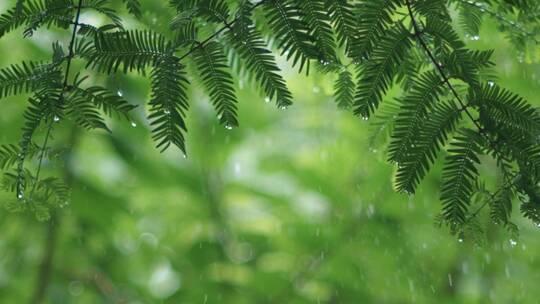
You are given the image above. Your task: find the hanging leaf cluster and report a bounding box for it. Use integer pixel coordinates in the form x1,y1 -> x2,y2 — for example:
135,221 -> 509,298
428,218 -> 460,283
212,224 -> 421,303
0,0 -> 539,242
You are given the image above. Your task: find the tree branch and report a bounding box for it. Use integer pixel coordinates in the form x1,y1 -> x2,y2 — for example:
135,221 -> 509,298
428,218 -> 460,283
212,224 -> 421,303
28,0 -> 83,200
405,0 -> 518,222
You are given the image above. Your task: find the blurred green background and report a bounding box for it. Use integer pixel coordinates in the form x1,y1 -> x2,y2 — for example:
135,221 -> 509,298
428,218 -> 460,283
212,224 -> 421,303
1,1 -> 540,303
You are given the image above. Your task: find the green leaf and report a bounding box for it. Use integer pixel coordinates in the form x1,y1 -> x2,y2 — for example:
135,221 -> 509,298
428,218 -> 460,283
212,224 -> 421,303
334,68 -> 354,109
299,0 -> 336,63
394,101 -> 462,194
86,30 -> 169,74
149,56 -> 190,153
440,129 -> 483,229
192,41 -> 238,128
0,61 -> 61,98
0,0 -> 74,38
228,2 -> 292,108
472,83 -> 540,134
263,0 -> 318,73
122,0 -> 142,19
389,70 -> 446,164
353,23 -> 412,119
348,0 -> 403,60
325,0 -> 356,49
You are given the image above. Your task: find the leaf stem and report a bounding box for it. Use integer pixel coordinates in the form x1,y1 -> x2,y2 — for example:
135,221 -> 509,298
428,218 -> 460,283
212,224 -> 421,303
405,0 -> 517,221
28,0 -> 83,200
177,0 -> 267,61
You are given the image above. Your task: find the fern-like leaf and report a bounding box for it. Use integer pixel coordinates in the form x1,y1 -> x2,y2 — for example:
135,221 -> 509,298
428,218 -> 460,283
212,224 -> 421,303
389,70 -> 446,163
299,0 -> 336,63
65,90 -> 109,131
334,68 -> 354,109
122,0 -> 142,19
440,129 -> 483,229
325,0 -> 356,49
0,143 -> 41,170
353,23 -> 412,119
0,0 -> 73,38
0,61 -> 60,98
193,41 -> 238,128
348,0 -> 403,61
86,30 -> 169,74
149,56 -> 190,153
472,84 -> 540,134
394,101 -> 462,194
263,0 -> 318,73
228,1 -> 292,108
17,86 -> 63,198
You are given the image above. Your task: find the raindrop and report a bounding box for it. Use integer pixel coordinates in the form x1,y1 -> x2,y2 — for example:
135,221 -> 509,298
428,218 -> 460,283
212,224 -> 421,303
164,109 -> 170,114
458,237 -> 463,243
130,121 -> 137,127
312,86 -> 321,94
264,97 -> 271,103
470,35 -> 480,41
280,105 -> 288,110
117,90 -> 123,97
53,116 -> 60,122
447,273 -> 453,287
361,116 -> 369,121
225,124 -> 233,130
509,239 -> 517,247
17,192 -> 24,200
182,153 -> 187,159
488,81 -> 495,87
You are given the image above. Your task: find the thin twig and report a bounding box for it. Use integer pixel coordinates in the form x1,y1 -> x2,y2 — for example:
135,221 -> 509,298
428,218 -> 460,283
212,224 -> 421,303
28,0 -> 83,200
405,0 -> 518,220
177,0 -> 267,61
455,0 -> 540,45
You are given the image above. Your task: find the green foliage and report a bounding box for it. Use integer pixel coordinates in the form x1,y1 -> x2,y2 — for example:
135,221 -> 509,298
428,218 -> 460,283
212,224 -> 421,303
325,0 -> 355,49
149,56 -> 190,153
227,1 -> 292,108
334,68 -> 354,109
262,0 -> 318,73
0,0 -> 73,38
86,30 -> 169,74
192,41 -> 238,128
353,23 -> 412,119
0,61 -> 61,98
441,129 -> 483,229
122,0 -> 141,18
0,0 -> 539,243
